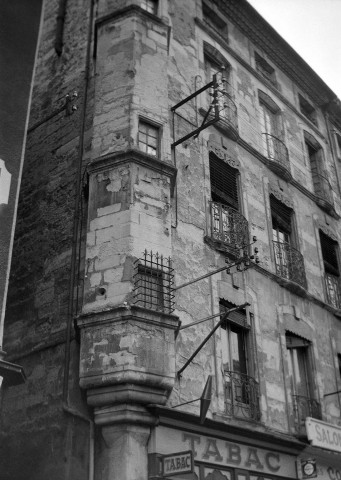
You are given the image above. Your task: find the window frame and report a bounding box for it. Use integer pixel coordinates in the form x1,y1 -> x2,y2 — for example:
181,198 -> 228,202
136,264 -> 164,311
298,94 -> 318,127
202,1 -> 228,38
140,0 -> 158,16
286,333 -> 313,399
255,51 -> 277,87
209,152 -> 240,211
138,118 -> 161,157
220,300 -> 251,403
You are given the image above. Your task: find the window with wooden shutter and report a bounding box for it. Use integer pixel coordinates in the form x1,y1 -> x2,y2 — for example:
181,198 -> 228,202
209,152 -> 239,210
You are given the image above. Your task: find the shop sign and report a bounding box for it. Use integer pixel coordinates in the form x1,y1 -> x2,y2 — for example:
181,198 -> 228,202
306,418 -> 341,453
150,426 -> 297,478
161,450 -> 193,477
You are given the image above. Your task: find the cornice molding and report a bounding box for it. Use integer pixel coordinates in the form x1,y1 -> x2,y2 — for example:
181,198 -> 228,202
208,0 -> 337,106
195,17 -> 328,143
269,182 -> 294,209
208,138 -> 241,169
316,219 -> 338,242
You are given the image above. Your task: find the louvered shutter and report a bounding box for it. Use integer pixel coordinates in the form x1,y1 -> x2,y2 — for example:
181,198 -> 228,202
210,153 -> 239,210
220,301 -> 249,329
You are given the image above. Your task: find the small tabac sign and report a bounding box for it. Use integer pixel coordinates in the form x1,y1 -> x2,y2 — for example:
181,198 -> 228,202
161,450 -> 193,477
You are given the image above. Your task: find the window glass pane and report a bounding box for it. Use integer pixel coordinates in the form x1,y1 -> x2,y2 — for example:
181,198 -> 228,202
139,120 -> 159,156
141,0 -> 157,14
147,146 -> 157,155
139,132 -> 147,143
286,334 -> 310,397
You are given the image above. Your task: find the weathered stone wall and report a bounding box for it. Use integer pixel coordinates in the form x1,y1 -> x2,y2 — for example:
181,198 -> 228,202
2,0 -> 341,478
0,0 -> 93,477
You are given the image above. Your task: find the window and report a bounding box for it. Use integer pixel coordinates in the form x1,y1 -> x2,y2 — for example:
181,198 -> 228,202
271,195 -> 292,277
202,1 -> 228,38
305,139 -> 323,196
335,132 -> 341,160
138,120 -> 159,157
136,266 -> 164,311
205,55 -> 231,119
133,250 -> 174,314
259,93 -> 281,160
141,0 -> 158,15
286,333 -> 321,431
255,52 -> 277,87
209,152 -> 249,252
319,230 -> 341,308
210,152 -> 239,210
304,132 -> 331,207
220,300 -> 259,420
270,195 -> 307,288
299,94 -> 317,126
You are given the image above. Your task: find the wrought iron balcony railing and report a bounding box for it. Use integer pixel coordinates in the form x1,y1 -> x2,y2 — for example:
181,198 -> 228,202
314,172 -> 334,211
325,272 -> 341,309
273,241 -> 307,289
224,371 -> 260,421
202,92 -> 239,140
262,133 -> 291,179
217,94 -> 238,136
210,202 -> 249,254
292,394 -> 322,434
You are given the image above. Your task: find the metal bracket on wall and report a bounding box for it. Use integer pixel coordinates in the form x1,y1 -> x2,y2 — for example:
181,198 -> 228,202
171,74 -> 221,148
176,302 -> 250,379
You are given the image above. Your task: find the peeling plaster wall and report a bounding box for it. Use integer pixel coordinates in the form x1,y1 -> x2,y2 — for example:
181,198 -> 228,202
83,161 -> 172,312
2,0 -> 341,477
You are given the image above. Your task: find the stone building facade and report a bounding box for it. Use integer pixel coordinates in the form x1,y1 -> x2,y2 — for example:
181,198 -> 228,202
1,1 -> 341,479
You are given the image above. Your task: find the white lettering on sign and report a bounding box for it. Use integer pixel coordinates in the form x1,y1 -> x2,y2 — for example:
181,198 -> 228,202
162,451 -> 193,477
0,159 -> 11,205
149,426 -> 297,478
306,417 -> 341,454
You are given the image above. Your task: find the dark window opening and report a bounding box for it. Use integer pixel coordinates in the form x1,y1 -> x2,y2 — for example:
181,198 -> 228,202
319,230 -> 339,276
136,266 -> 164,311
299,94 -> 317,126
338,354 -> 341,378
210,152 -> 239,210
286,332 -> 321,430
255,52 -> 277,87
270,195 -> 307,289
305,138 -> 325,197
202,1 -> 228,37
319,230 -> 341,309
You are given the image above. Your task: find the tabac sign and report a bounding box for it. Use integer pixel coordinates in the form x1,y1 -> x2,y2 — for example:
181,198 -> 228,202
149,426 -> 297,478
161,450 -> 193,477
306,417 -> 341,454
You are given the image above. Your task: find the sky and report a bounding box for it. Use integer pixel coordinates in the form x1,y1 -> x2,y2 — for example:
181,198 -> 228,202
247,0 -> 341,99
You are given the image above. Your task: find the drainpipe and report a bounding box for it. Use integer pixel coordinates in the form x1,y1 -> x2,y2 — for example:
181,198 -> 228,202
61,0 -> 95,478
